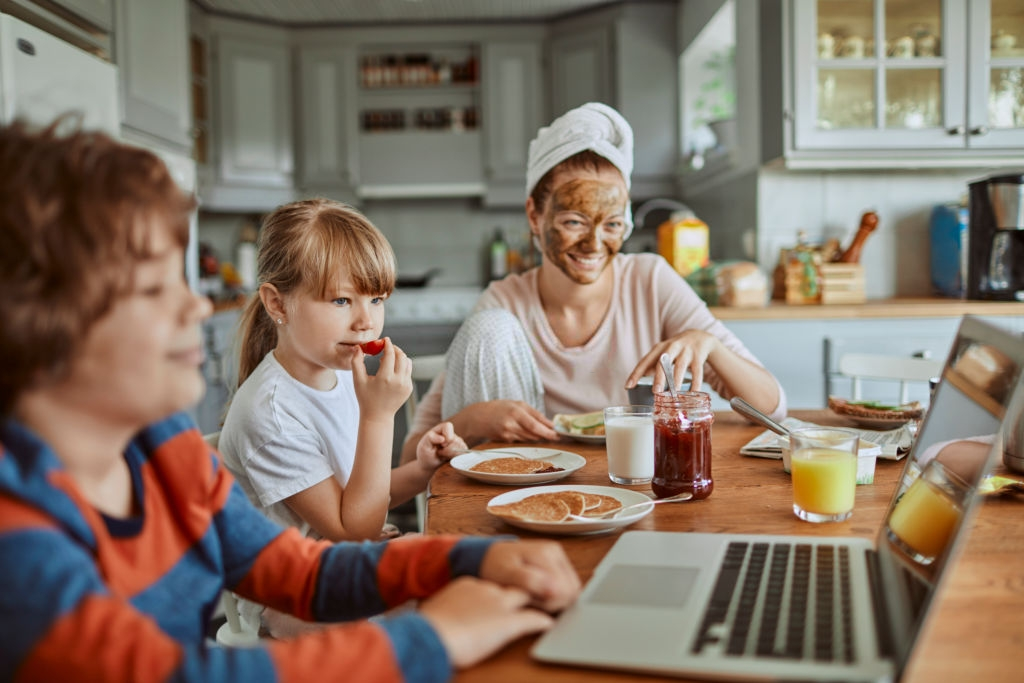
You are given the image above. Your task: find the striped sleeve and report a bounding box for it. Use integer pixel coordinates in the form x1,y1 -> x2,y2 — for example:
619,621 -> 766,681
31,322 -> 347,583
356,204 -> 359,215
0,495 -> 456,683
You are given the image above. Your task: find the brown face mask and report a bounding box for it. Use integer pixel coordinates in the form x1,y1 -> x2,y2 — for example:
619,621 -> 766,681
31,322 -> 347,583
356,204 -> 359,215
539,177 -> 629,283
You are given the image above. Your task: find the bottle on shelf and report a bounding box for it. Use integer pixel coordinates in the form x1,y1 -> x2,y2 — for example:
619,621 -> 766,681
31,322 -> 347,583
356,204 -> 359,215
235,220 -> 259,291
489,228 -> 509,281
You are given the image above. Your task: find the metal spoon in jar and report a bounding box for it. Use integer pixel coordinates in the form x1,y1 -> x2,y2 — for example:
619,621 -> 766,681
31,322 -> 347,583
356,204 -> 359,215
660,353 -> 679,398
730,397 -> 790,437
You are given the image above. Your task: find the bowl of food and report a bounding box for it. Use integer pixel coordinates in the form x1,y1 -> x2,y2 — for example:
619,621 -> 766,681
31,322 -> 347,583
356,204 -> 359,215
626,376 -> 656,406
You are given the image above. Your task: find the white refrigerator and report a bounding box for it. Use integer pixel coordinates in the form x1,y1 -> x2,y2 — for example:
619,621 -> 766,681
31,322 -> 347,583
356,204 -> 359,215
0,13 -> 119,135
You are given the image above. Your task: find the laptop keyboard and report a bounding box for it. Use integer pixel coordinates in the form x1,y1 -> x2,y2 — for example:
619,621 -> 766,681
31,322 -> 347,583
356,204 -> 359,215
692,541 -> 855,663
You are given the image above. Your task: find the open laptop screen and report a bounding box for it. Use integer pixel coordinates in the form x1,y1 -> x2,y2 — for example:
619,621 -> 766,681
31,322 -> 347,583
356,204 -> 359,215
878,315 -> 1024,673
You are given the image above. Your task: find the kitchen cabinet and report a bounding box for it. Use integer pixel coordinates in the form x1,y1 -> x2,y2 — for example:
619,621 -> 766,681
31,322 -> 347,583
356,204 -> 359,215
52,0 -> 112,32
355,40 -> 483,198
549,26 -> 612,114
115,0 -> 192,152
291,24 -> 544,204
189,7 -> 211,174
201,17 -> 295,210
548,1 -> 679,198
481,39 -> 545,207
296,43 -> 359,203
789,0 -> 1024,165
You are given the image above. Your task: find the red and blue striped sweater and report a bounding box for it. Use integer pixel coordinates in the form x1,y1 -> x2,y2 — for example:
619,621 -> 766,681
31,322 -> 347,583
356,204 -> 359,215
0,412 -> 495,682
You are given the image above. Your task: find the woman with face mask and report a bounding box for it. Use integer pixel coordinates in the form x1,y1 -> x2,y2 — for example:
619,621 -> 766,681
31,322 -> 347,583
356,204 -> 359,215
401,103 -> 786,460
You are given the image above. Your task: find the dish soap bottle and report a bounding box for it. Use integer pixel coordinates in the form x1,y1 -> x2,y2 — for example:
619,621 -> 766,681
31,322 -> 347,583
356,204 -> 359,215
489,227 -> 508,281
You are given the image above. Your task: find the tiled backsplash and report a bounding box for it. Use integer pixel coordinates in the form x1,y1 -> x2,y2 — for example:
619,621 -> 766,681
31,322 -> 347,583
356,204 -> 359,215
684,166 -> 998,299
198,167 -> 998,301
197,197 -> 527,289
756,167 -> 992,299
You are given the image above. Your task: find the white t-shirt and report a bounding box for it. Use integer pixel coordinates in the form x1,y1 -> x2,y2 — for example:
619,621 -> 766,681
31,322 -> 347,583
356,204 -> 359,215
411,252 -> 787,435
218,350 -> 359,536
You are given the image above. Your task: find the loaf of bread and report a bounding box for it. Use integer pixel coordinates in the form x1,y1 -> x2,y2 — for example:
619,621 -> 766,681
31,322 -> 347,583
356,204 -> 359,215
715,261 -> 768,308
953,343 -> 1016,403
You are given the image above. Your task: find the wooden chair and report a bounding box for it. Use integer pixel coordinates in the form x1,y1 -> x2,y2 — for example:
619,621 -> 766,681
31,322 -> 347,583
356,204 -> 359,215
403,354 -> 447,532
836,352 -> 943,404
203,431 -> 260,647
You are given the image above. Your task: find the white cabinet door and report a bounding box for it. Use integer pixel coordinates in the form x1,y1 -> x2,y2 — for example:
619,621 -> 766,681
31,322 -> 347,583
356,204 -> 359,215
296,44 -> 358,200
548,26 -> 612,117
214,35 -> 293,187
482,40 -> 544,206
548,2 -> 678,197
116,0 -> 192,150
964,0 -> 1024,150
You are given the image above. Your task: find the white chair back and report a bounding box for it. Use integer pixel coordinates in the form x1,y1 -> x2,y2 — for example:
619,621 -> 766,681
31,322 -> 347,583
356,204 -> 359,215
404,354 -> 448,431
404,354 -> 447,532
837,352 -> 943,404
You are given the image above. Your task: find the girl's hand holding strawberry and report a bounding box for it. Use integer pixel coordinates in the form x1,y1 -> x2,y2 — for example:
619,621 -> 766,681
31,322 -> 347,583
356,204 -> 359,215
350,338 -> 413,422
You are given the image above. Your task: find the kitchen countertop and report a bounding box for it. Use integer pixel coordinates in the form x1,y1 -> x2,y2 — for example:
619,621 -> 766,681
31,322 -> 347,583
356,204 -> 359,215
711,297 -> 1024,321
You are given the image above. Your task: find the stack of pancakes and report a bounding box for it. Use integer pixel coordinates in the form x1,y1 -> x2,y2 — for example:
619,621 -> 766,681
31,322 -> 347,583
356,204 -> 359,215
490,491 -> 622,522
469,457 -> 561,474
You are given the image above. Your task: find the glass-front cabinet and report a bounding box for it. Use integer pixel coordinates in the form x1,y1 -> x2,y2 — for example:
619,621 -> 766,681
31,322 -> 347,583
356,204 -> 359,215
793,0 -> 1024,152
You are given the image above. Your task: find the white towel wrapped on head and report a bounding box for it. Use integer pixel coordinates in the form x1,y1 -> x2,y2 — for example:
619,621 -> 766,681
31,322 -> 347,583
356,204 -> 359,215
526,101 -> 634,204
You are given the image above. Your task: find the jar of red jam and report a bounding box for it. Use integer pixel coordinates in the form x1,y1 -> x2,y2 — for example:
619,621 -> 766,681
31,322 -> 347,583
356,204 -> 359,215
653,391 -> 714,500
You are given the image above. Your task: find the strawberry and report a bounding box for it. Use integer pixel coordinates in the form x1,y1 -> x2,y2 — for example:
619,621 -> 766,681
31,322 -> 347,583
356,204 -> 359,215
359,339 -> 385,356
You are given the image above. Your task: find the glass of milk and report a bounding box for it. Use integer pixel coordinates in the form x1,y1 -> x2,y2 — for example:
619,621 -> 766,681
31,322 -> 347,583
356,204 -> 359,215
604,405 -> 655,484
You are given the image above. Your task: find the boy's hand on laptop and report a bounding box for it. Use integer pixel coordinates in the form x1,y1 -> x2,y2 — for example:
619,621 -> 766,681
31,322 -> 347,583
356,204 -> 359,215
419,576 -> 554,668
479,540 -> 581,612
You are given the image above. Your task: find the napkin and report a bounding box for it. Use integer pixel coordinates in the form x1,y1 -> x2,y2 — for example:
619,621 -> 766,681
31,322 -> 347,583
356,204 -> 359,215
740,417 -> 914,460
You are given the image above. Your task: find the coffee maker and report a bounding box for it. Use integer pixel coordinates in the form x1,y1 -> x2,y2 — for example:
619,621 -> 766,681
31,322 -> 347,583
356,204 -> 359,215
967,172 -> 1024,301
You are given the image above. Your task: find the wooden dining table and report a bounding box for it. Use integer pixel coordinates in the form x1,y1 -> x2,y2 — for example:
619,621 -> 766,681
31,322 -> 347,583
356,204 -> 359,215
425,409 -> 1024,683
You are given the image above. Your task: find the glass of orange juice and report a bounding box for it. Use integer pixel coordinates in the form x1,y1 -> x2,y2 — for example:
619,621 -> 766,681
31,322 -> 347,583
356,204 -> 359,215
886,459 -> 969,564
790,428 -> 859,523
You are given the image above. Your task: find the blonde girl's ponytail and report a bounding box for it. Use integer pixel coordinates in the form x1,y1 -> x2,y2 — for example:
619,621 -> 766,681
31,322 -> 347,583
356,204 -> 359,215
235,293 -> 276,387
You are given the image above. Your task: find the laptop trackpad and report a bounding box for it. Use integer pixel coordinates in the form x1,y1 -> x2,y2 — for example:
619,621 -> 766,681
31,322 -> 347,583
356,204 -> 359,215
589,564 -> 699,608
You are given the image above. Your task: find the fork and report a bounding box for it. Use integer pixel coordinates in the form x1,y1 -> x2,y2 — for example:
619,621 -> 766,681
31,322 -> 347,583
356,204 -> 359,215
568,491 -> 693,520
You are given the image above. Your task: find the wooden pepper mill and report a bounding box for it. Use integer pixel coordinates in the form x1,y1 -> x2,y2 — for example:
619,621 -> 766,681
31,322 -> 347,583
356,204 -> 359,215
834,211 -> 879,264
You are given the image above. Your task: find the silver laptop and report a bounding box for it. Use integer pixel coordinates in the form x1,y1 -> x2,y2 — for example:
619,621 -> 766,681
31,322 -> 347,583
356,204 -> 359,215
533,316 -> 1024,682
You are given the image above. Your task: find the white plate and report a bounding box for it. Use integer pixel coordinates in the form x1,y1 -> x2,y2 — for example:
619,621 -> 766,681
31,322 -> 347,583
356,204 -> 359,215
486,485 -> 655,535
553,424 -> 606,444
449,447 -> 585,485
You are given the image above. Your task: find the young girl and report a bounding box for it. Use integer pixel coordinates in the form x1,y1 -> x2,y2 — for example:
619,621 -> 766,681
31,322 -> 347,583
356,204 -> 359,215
218,199 -> 462,545
0,119 -> 579,680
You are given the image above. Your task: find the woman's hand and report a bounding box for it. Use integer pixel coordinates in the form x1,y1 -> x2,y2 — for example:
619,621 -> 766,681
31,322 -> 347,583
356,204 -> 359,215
455,400 -> 560,445
626,329 -> 722,393
625,330 -> 783,421
416,421 -> 467,470
419,577 -> 555,669
478,539 -> 581,613
351,338 -> 413,421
